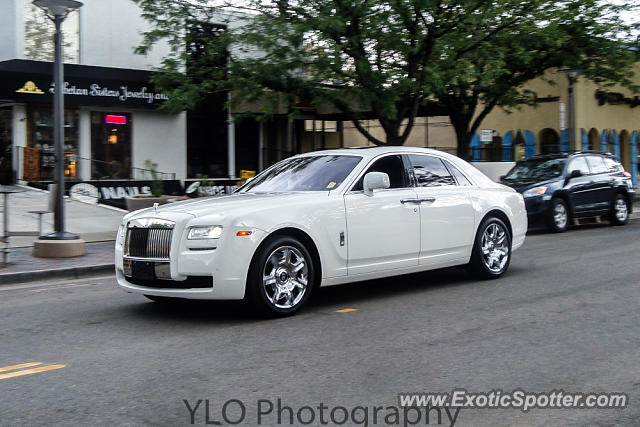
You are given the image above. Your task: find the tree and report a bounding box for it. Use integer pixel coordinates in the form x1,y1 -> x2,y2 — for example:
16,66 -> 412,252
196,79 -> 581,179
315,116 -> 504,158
134,0 -> 638,158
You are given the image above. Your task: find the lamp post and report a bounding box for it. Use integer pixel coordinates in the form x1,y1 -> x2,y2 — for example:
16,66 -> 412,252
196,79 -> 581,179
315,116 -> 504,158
560,69 -> 582,152
33,0 -> 83,240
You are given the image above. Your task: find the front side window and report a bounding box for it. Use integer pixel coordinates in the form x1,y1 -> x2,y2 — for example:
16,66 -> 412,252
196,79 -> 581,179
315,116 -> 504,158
568,156 -> 590,175
408,155 -> 455,187
243,155 -> 362,192
351,155 -> 408,191
586,156 -> 607,174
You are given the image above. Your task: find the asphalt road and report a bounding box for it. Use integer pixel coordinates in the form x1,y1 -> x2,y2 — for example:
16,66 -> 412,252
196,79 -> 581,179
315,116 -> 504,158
1,221 -> 640,426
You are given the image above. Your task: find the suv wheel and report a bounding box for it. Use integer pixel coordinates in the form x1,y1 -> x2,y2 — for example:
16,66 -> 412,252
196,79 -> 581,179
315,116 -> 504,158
548,198 -> 569,233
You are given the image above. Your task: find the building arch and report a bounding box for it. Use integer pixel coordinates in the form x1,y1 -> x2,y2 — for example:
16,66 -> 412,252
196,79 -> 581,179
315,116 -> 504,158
524,130 -> 536,158
502,130 -> 514,161
539,128 -> 560,154
588,128 -> 600,151
620,130 -> 631,171
601,129 -> 609,153
513,130 -> 526,161
611,130 -> 620,159
631,131 -> 638,188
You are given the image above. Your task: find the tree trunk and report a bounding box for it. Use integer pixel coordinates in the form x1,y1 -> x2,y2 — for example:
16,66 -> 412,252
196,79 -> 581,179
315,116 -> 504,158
449,113 -> 473,161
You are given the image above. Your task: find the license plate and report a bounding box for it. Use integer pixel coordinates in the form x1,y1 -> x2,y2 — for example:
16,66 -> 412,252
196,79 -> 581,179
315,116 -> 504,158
125,260 -> 156,280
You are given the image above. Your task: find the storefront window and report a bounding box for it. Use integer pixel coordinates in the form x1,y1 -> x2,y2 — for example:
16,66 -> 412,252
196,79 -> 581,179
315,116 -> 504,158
25,106 -> 79,181
24,2 -> 80,63
0,108 -> 12,183
91,112 -> 132,179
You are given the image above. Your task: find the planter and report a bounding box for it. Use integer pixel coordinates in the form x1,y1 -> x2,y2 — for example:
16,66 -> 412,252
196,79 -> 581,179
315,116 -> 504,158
125,195 -> 177,212
0,169 -> 14,185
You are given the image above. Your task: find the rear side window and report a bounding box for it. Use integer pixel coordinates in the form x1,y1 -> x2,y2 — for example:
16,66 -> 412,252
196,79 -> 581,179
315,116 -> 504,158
408,155 -> 455,187
586,156 -> 607,174
568,156 -> 590,175
444,160 -> 472,186
603,157 -> 623,172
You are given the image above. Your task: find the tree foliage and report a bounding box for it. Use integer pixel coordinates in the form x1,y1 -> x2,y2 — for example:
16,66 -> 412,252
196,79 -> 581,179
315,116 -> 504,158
135,0 -> 639,157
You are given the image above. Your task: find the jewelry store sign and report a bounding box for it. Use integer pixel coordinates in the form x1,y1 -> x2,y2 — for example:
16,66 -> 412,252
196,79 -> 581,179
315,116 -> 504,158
47,82 -> 169,104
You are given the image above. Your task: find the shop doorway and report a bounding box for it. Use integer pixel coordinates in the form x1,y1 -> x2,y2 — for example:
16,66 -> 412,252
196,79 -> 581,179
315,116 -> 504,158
539,128 -> 560,154
91,112 -> 132,179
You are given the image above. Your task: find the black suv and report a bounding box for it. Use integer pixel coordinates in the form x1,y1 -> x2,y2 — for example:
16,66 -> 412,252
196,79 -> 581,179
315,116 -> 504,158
501,152 -> 634,232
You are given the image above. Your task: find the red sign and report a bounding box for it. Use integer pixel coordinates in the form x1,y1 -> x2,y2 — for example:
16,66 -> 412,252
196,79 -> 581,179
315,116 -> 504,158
105,115 -> 127,124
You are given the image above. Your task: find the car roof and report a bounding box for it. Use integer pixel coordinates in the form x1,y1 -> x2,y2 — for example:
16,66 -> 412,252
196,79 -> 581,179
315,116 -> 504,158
520,151 -> 617,161
297,146 -> 456,159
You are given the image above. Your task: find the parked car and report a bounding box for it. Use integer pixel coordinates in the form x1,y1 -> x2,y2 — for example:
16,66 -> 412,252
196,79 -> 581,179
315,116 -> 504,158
501,152 -> 634,232
115,147 -> 527,316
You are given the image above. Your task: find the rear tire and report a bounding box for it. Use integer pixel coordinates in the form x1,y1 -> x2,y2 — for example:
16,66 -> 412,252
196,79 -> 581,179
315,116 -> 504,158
466,217 -> 512,280
246,235 -> 315,317
610,194 -> 629,226
548,198 -> 569,233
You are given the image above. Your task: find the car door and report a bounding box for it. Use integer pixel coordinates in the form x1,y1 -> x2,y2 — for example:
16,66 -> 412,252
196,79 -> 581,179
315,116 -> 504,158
565,155 -> 594,213
585,155 -> 613,211
344,154 -> 420,275
406,154 -> 476,267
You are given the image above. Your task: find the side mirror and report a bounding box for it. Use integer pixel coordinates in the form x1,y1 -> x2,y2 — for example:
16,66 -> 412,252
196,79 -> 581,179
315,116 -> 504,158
363,172 -> 390,196
569,170 -> 582,179
499,175 -> 506,181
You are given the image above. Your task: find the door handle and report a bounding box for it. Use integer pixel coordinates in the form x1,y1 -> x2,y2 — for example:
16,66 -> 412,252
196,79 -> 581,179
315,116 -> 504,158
417,197 -> 436,203
400,199 -> 420,204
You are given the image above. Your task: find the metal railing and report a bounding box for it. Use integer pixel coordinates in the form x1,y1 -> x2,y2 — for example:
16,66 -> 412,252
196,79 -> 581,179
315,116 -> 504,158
16,146 -> 176,182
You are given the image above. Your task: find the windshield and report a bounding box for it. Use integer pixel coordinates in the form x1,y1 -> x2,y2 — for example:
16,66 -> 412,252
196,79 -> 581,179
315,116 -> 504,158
241,155 -> 362,192
504,158 -> 566,181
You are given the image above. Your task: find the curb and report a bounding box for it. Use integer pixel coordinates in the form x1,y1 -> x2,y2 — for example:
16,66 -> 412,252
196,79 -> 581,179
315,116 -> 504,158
0,264 -> 115,285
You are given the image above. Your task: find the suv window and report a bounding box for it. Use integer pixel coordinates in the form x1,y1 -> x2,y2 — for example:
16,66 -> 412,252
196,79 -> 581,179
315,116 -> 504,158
444,160 -> 472,186
408,154 -> 455,187
351,155 -> 408,191
586,155 -> 607,174
603,157 -> 623,172
568,156 -> 590,175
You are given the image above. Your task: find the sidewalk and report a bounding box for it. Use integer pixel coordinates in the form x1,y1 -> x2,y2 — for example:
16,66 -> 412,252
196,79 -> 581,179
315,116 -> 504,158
1,184 -> 123,284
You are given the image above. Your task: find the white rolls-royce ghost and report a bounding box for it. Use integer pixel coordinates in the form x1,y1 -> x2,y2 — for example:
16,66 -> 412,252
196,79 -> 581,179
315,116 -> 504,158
115,147 -> 527,316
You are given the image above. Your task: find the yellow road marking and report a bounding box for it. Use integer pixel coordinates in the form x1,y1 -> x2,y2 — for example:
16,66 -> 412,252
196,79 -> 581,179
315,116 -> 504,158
0,362 -> 43,372
0,364 -> 65,380
336,308 -> 358,313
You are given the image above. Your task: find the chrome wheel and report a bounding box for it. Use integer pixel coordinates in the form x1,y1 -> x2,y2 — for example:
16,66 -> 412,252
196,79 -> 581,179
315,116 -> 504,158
553,202 -> 568,229
262,246 -> 309,309
614,198 -> 628,222
481,223 -> 509,273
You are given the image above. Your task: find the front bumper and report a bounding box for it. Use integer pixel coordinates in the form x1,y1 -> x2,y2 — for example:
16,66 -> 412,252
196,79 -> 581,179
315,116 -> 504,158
115,224 -> 266,300
523,196 -> 553,227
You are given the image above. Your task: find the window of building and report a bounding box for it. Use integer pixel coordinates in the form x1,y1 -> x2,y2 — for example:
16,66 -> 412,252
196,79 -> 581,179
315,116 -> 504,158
26,106 -> 79,181
91,112 -> 132,179
408,154 -> 455,187
24,2 -> 80,63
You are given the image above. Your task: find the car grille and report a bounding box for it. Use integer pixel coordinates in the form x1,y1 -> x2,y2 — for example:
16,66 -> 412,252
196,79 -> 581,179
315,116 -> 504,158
125,227 -> 173,260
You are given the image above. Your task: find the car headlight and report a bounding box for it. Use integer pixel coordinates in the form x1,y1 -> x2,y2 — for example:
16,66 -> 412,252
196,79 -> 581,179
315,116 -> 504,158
523,186 -> 548,198
117,223 -> 126,244
188,226 -> 223,240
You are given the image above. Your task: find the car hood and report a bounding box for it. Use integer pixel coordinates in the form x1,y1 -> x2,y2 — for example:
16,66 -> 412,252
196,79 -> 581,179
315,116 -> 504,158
133,191 -> 330,218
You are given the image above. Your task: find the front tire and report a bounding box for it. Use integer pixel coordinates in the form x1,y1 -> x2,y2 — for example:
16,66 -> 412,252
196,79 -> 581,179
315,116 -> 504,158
610,194 -> 629,226
246,236 -> 315,317
548,198 -> 569,233
467,217 -> 511,280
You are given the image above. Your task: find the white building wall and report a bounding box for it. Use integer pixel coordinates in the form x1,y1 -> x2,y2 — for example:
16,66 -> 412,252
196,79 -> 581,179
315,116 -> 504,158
0,0 -> 21,61
132,112 -> 187,181
79,0 -> 171,69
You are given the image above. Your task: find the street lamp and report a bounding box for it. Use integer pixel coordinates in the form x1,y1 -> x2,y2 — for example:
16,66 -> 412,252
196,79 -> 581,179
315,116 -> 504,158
560,69 -> 582,152
33,0 -> 83,240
